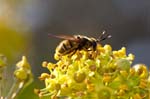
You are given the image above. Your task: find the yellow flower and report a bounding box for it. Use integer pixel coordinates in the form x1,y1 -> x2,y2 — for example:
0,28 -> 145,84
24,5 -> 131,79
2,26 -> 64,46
14,56 -> 32,81
0,54 -> 7,68
37,44 -> 150,99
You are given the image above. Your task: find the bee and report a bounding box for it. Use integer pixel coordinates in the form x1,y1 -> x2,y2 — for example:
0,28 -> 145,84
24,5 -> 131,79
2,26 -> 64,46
48,31 -> 111,59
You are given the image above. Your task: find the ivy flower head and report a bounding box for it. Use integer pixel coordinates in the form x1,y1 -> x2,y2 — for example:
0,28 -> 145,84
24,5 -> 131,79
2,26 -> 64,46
36,44 -> 150,99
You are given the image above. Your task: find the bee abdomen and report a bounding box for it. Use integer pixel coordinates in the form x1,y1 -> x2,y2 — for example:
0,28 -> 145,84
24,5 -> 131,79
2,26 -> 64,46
56,40 -> 78,55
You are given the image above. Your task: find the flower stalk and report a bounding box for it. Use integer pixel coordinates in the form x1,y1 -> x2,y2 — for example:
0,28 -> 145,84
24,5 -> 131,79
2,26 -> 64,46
0,54 -> 7,98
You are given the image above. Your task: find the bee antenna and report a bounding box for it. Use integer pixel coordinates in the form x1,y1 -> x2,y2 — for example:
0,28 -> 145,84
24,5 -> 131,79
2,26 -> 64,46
97,31 -> 112,42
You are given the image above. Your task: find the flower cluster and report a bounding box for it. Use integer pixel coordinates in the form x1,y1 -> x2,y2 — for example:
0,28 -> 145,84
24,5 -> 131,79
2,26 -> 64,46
9,56 -> 33,99
14,56 -> 33,81
37,44 -> 150,99
0,55 -> 33,99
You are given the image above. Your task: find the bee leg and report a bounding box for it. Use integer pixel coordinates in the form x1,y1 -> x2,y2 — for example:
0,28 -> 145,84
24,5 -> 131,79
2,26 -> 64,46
67,50 -> 77,57
86,47 -> 94,51
87,49 -> 92,51
70,50 -> 77,55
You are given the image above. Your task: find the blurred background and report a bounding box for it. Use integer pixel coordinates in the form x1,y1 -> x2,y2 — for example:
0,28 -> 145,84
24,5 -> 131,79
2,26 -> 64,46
0,0 -> 150,98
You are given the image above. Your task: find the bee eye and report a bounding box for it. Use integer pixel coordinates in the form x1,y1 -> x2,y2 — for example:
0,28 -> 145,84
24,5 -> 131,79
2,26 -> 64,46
77,36 -> 80,39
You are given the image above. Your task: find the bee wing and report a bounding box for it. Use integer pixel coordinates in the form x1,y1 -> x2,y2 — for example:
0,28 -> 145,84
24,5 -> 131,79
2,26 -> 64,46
48,33 -> 79,41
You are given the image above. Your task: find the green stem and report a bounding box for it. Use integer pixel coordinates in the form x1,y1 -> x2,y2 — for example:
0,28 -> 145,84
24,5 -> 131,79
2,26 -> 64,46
0,67 -> 6,98
6,80 -> 25,99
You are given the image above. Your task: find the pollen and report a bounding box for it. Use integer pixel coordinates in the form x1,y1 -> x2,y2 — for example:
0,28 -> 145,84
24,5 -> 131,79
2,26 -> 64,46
37,44 -> 150,99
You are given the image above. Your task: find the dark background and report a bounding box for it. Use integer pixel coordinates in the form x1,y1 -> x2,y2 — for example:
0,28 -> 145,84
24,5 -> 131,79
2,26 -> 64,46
2,0 -> 150,76
24,0 -> 150,76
